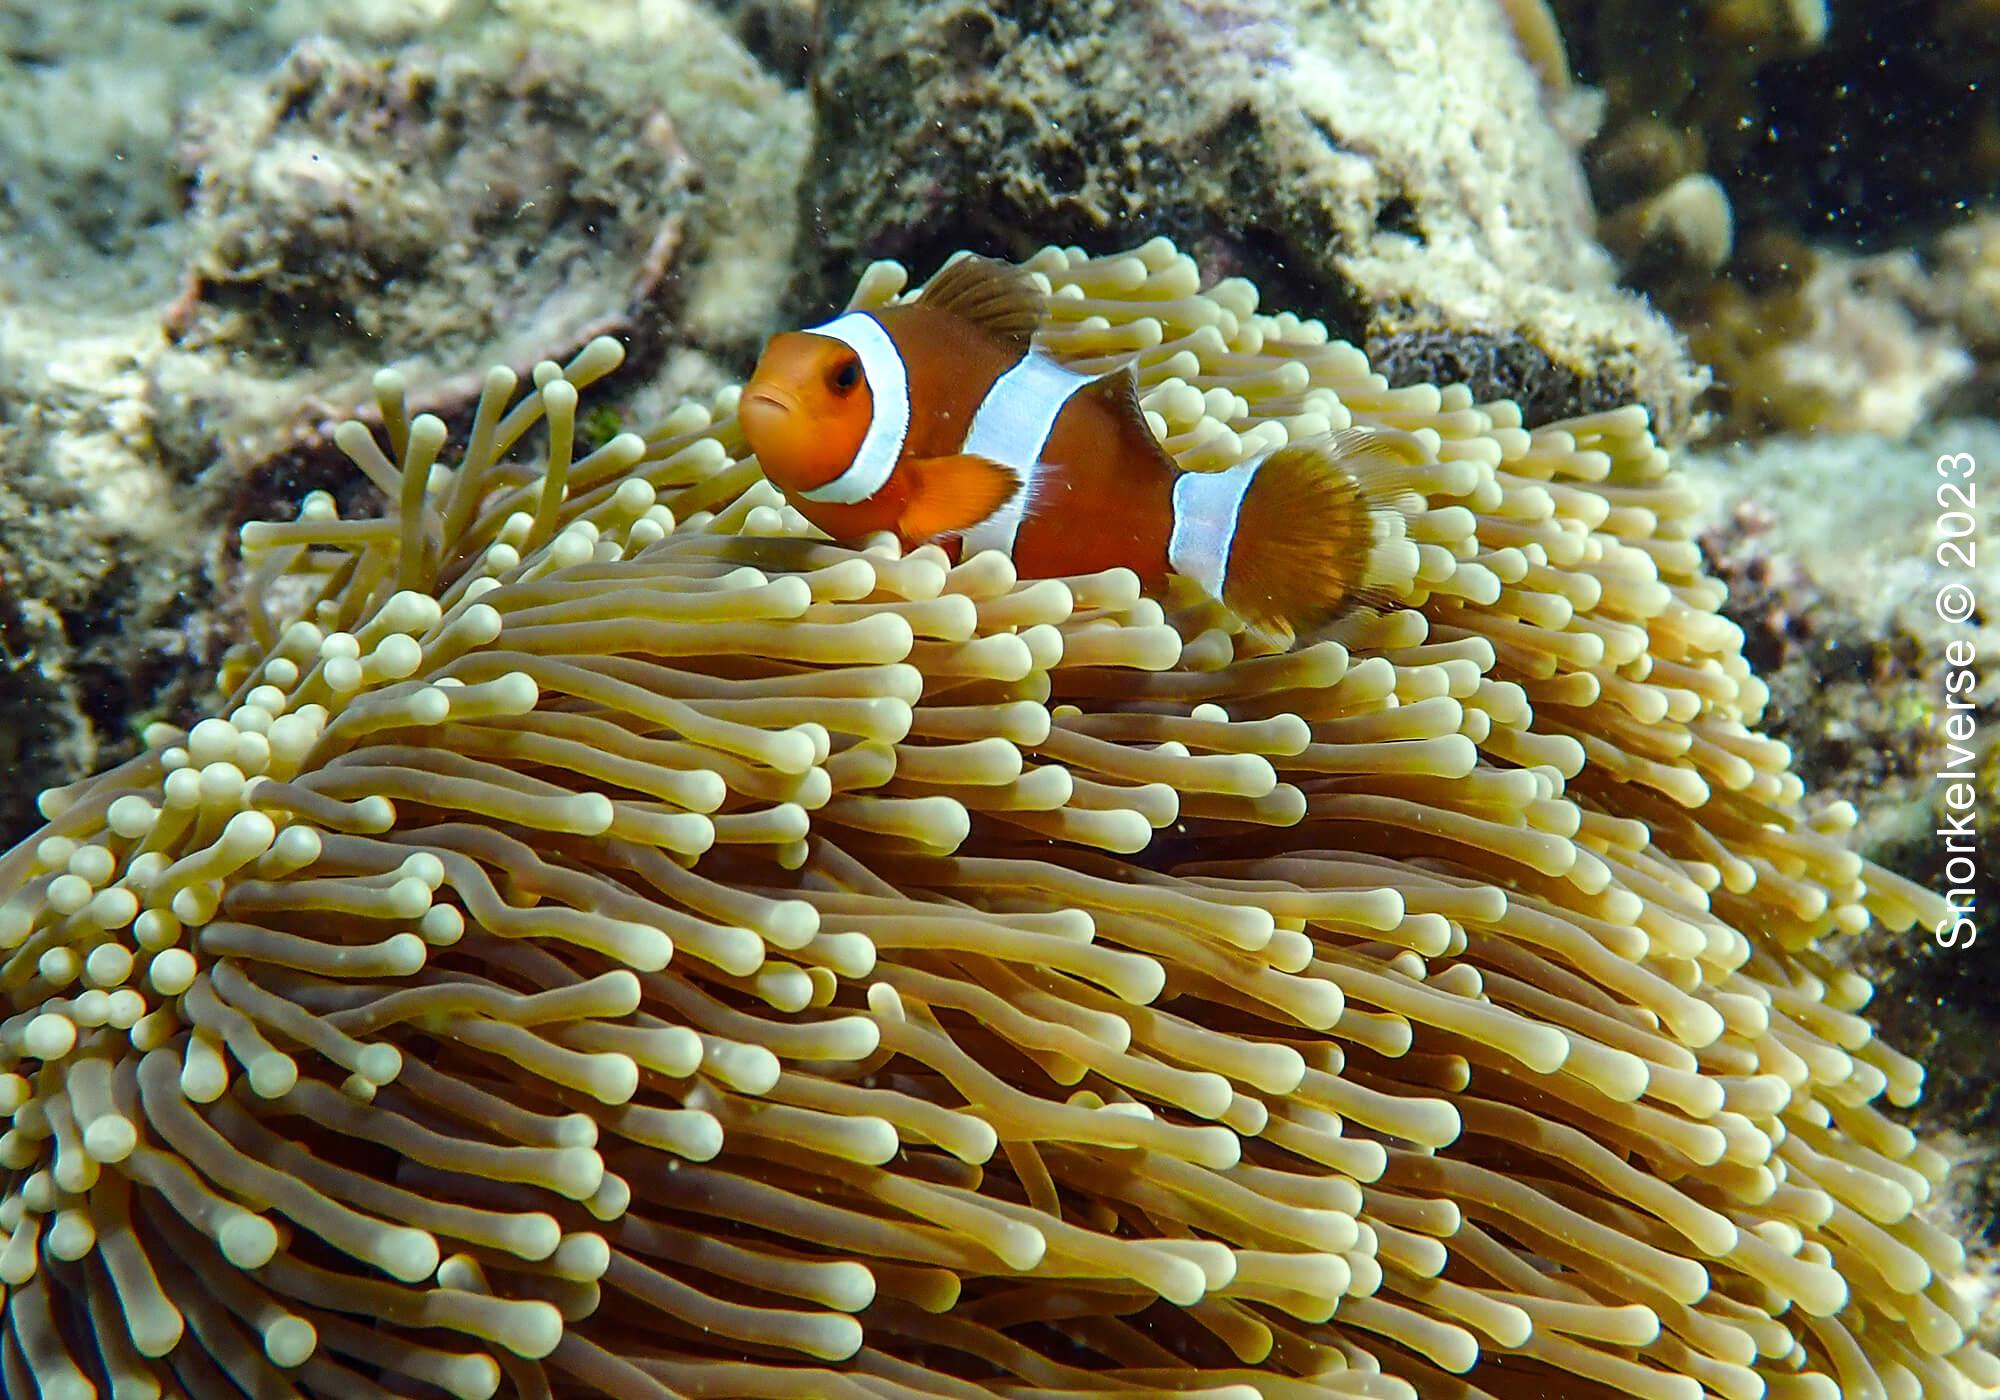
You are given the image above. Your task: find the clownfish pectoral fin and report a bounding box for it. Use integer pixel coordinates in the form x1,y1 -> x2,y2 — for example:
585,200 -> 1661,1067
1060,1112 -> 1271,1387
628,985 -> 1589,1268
916,255 -> 1046,354
897,453 -> 1020,545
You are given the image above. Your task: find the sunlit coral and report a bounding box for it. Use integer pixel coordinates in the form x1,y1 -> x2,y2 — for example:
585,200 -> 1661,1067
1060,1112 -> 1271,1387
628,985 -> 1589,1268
0,239 -> 1988,1399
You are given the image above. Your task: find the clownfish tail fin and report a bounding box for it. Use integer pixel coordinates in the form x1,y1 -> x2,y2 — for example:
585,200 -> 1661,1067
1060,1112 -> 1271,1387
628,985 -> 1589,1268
1170,427 -> 1425,648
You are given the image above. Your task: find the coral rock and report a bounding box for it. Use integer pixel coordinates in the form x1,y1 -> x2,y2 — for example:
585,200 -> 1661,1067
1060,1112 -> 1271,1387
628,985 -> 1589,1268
801,0 -> 1703,436
0,3 -> 806,856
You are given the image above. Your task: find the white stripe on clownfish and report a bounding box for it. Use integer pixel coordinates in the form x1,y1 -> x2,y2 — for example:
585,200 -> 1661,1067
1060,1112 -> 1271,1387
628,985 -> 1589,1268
964,351 -> 1097,471
1166,451 -> 1268,599
796,312 -> 911,505
957,351 -> 1097,555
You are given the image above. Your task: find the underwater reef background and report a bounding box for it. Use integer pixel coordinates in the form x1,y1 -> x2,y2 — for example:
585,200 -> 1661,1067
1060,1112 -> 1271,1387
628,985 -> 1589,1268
2,0 -> 1999,1389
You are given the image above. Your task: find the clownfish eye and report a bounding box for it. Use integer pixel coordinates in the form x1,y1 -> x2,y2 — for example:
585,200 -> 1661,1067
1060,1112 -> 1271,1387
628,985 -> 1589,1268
829,358 -> 862,395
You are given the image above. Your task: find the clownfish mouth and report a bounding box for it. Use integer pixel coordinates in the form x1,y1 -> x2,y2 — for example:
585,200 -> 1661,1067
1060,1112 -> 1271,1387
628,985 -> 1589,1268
737,386 -> 795,458
740,382 -> 800,470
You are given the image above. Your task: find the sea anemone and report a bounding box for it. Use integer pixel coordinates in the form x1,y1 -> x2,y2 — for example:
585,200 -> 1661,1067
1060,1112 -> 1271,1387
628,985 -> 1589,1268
1,238 -> 1990,1399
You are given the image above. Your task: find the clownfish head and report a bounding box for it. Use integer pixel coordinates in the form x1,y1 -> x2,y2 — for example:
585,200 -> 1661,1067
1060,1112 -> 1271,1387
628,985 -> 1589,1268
740,329 -> 876,500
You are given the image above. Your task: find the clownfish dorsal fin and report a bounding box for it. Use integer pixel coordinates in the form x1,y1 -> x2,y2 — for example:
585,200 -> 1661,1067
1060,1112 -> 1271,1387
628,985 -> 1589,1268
1074,361 -> 1172,461
915,255 -> 1046,354
1075,360 -> 1148,425
897,452 -> 1020,546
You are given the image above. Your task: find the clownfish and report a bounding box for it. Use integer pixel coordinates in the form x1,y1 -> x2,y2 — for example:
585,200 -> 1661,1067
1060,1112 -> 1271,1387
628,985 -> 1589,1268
739,254 -> 1415,645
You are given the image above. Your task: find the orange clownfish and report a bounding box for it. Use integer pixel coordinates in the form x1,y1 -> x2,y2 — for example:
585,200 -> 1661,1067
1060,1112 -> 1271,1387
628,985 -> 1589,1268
739,254 -> 1414,645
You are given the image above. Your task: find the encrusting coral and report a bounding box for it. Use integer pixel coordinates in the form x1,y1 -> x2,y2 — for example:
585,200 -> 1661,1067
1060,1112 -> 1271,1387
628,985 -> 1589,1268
0,239 -> 1991,1399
